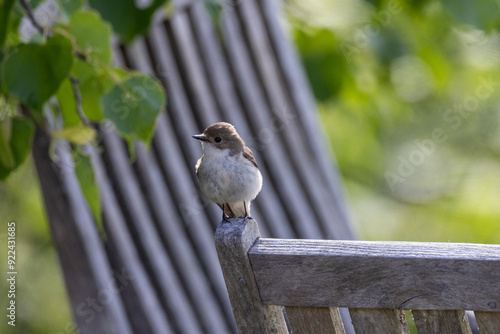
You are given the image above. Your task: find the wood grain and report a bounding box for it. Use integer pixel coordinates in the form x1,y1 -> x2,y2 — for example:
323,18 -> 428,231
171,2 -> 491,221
474,311 -> 500,334
285,306 -> 345,334
412,310 -> 472,334
249,239 -> 500,311
215,218 -> 288,333
350,309 -> 409,334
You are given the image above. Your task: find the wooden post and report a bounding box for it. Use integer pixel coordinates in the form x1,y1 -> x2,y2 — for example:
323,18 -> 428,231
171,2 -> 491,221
215,218 -> 288,334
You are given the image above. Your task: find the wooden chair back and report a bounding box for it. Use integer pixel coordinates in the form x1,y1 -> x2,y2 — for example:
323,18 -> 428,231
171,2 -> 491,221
216,218 -> 500,333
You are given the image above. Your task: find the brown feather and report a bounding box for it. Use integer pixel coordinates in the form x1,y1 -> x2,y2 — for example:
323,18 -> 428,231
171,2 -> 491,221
243,147 -> 258,168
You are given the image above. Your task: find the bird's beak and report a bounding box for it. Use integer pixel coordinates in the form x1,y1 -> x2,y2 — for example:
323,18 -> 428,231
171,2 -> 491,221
192,134 -> 209,142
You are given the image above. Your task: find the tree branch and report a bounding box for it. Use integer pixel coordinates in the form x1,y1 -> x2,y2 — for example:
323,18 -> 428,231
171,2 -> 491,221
69,76 -> 90,126
19,0 -> 46,36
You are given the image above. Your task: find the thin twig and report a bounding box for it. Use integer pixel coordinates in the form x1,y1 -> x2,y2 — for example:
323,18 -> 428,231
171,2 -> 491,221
69,76 -> 90,126
19,0 -> 46,36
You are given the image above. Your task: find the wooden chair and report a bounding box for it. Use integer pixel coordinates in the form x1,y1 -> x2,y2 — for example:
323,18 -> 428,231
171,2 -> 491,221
215,218 -> 500,333
31,0 -> 355,333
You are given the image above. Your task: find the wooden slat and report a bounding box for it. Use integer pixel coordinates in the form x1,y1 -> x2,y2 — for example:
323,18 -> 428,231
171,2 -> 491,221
188,3 -> 295,239
221,9 -> 323,239
90,139 -> 173,333
135,142 -> 231,334
119,31 -> 234,324
237,0 -> 348,239
350,309 -> 409,334
32,130 -> 133,334
249,239 -> 500,311
168,9 -> 219,126
257,0 -> 355,240
122,35 -> 235,331
214,218 -> 288,333
474,311 -> 500,334
286,306 -> 346,334
100,130 -> 203,333
412,310 -> 472,334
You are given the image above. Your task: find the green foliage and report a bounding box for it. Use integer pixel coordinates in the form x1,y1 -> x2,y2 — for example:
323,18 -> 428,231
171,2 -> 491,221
68,10 -> 112,63
0,0 -> 168,231
74,148 -> 104,237
0,118 -> 34,180
52,125 -> 97,145
289,0 -> 500,244
3,34 -> 73,110
88,0 -> 167,42
0,0 -> 16,48
0,2 -> 170,332
442,0 -> 500,31
55,0 -> 84,22
101,74 -> 166,145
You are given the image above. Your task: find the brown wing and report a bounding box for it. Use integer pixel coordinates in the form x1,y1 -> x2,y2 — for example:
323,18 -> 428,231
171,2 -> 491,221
243,146 -> 258,168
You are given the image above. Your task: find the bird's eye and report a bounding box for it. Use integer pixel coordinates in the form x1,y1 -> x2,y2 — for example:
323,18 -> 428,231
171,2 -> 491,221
214,137 -> 222,143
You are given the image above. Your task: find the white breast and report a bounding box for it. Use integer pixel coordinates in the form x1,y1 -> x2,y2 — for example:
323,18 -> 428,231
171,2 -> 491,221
196,146 -> 262,204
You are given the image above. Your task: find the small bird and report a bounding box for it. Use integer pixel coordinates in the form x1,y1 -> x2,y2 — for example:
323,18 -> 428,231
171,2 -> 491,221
193,122 -> 262,220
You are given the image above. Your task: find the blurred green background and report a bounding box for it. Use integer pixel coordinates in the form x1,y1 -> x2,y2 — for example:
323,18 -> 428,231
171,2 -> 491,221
1,0 -> 500,332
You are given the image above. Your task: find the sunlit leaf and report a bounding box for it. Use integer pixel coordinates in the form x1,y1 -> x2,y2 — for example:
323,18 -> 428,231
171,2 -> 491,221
56,78 -> 80,127
52,125 -> 97,145
68,10 -> 112,64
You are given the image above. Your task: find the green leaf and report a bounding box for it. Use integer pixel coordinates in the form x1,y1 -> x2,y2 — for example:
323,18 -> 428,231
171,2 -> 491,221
442,0 -> 500,31
0,117 -> 34,180
3,34 -> 73,110
74,149 -> 105,239
52,125 -> 97,145
88,0 -> 166,42
80,72 -> 114,121
101,74 -> 166,145
68,10 -> 112,64
55,0 -> 84,22
0,118 -> 14,169
0,0 -> 16,48
69,59 -> 115,122
56,78 -> 80,127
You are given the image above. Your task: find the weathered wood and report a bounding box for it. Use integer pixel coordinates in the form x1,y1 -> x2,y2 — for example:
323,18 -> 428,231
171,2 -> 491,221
215,218 -> 288,334
257,0 -> 355,240
285,306 -> 345,334
249,239 -> 500,311
90,139 -> 174,333
474,311 -> 500,334
32,128 -> 132,334
221,8 -> 324,239
350,309 -> 409,334
412,310 -> 472,334
100,129 -> 203,333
